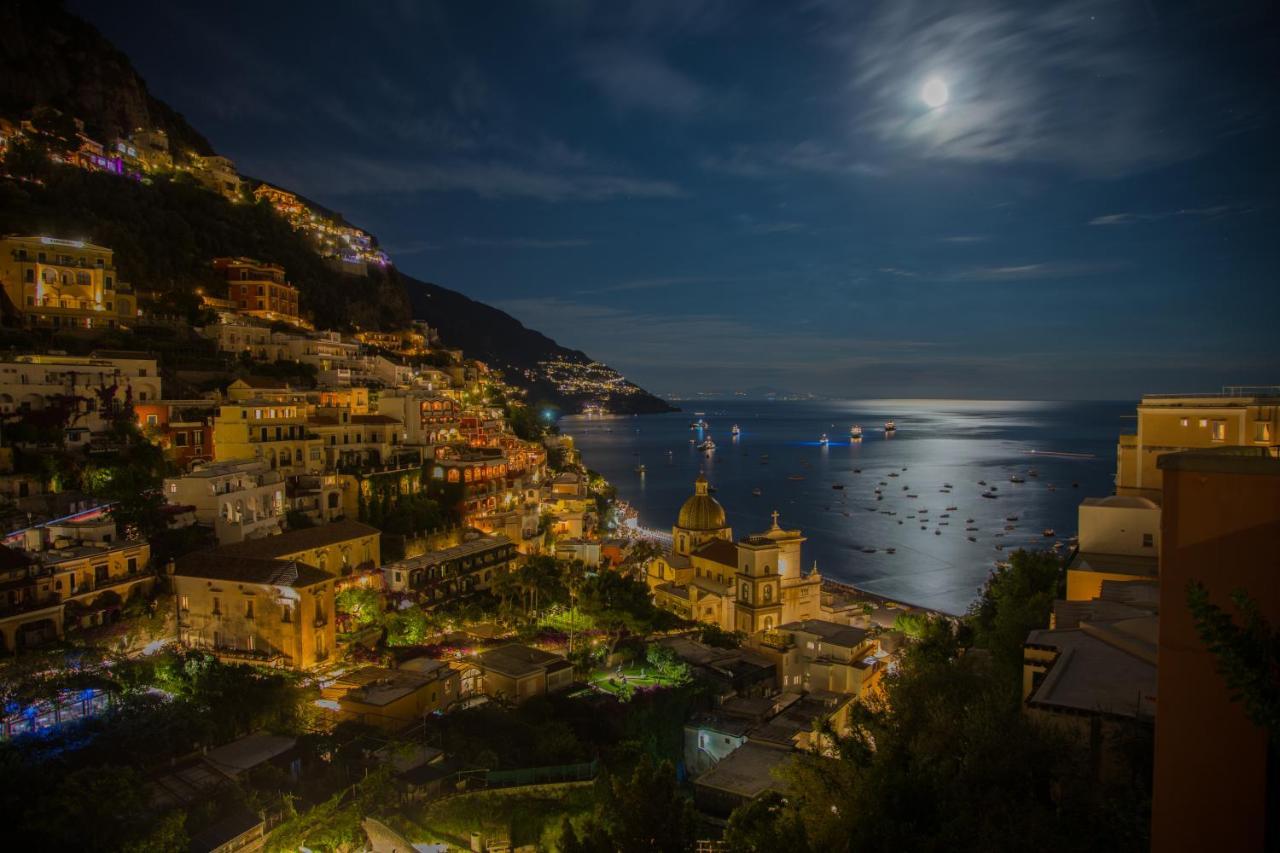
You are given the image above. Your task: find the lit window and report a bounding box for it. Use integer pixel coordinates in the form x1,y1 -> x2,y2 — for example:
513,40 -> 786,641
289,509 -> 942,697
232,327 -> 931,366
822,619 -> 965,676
1255,422 -> 1274,442
1142,533 -> 1154,548
1211,421 -> 1226,442
1198,418 -> 1208,428
1179,417 -> 1188,427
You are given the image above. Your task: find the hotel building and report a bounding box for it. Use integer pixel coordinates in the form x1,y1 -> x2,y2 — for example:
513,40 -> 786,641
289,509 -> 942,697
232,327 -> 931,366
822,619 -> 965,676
212,257 -> 301,325
0,235 -> 137,330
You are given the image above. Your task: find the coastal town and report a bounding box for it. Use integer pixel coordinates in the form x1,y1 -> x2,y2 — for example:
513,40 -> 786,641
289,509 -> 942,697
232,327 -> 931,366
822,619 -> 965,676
0,4 -> 1277,852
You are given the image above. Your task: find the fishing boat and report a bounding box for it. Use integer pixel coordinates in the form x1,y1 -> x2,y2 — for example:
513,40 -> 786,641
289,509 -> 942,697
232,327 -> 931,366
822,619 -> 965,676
850,424 -> 863,438
697,438 -> 716,451
884,420 -> 897,432
819,433 -> 829,445
981,492 -> 998,499
731,424 -> 741,436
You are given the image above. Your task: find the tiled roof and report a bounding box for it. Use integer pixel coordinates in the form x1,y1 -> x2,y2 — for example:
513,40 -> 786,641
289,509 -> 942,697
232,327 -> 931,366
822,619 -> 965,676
207,519 -> 380,561
694,537 -> 739,568
174,554 -> 330,588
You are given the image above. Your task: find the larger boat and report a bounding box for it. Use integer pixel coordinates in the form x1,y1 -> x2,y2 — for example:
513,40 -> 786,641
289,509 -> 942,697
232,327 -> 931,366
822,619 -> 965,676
697,438 -> 716,451
884,420 -> 897,432
818,433 -> 829,446
850,424 -> 863,438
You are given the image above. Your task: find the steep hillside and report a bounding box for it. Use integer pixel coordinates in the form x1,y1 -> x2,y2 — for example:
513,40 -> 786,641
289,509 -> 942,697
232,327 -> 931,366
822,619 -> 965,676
0,166 -> 411,331
0,1 -> 671,413
404,275 -> 674,414
0,1 -> 211,156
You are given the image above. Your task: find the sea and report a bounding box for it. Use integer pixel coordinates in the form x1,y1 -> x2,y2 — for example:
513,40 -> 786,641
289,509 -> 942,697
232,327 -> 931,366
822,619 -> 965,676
561,399 -> 1133,616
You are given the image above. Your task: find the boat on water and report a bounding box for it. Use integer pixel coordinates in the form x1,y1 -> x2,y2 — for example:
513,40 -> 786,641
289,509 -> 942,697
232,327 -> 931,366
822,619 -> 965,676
1042,528 -> 1056,537
832,483 -> 844,490
850,424 -> 863,438
731,424 -> 741,436
861,547 -> 876,554
853,468 -> 861,473
787,474 -> 805,481
752,487 -> 762,496
1006,515 -> 1019,521
981,493 -> 998,499
946,506 -> 958,511
634,464 -> 646,474
1010,475 -> 1026,484
934,529 -> 941,535
884,420 -> 897,432
888,472 -> 899,478
978,480 -> 987,486
968,536 -> 977,542
819,433 -> 829,446
697,439 -> 716,451
1028,469 -> 1039,478
886,547 -> 896,554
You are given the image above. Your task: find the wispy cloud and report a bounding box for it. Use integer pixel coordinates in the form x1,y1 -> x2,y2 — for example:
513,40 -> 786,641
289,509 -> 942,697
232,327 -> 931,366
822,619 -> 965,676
268,157 -> 685,202
459,237 -> 592,249
877,260 -> 1120,282
575,275 -> 718,295
580,44 -> 707,116
735,214 -> 805,234
940,235 -> 988,244
705,140 -> 884,180
1088,205 -> 1248,226
845,0 -> 1214,177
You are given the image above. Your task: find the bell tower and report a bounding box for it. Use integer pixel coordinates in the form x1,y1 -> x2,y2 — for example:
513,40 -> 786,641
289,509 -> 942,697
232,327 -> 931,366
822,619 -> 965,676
734,528 -> 783,634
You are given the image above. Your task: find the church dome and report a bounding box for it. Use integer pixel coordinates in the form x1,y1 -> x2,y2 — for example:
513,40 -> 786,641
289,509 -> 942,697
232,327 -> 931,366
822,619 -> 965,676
677,474 -> 726,531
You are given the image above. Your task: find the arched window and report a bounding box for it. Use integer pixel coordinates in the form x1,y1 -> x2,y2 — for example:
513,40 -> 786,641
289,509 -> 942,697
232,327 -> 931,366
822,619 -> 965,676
763,584 -> 773,603
318,553 -> 328,571
763,616 -> 774,631
447,468 -> 460,483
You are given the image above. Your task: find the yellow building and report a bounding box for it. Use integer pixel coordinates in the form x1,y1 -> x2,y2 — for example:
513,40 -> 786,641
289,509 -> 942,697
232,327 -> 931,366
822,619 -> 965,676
0,525 -> 152,653
321,660 -> 461,731
213,396 -> 321,476
173,552 -> 335,669
204,518 -> 382,578
647,477 -> 822,633
0,235 -> 137,330
473,643 -> 574,703
1116,388 -> 1279,499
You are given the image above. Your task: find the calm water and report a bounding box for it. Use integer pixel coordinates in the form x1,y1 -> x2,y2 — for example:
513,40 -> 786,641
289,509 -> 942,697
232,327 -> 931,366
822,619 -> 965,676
563,399 -> 1132,615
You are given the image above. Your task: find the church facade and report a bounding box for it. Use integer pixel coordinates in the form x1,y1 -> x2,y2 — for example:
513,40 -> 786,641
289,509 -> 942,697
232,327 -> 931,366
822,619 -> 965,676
647,474 -> 822,633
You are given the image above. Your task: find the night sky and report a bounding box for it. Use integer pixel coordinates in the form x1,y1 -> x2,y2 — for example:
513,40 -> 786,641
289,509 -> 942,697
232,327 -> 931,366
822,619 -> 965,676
76,1 -> 1280,399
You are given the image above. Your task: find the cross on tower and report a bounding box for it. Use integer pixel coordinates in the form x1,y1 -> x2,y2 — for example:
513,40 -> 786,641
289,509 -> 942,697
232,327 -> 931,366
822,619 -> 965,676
771,510 -> 780,528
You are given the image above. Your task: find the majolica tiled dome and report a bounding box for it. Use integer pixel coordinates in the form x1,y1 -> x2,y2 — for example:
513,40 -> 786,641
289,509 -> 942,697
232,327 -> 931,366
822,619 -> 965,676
677,473 -> 726,531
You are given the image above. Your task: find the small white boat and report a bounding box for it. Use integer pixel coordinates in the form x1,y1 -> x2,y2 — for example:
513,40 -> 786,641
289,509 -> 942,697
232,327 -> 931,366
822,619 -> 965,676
1043,528 -> 1055,537
850,424 -> 863,438
731,424 -> 741,436
884,420 -> 897,432
819,433 -> 829,445
634,464 -> 646,474
751,487 -> 762,496
1010,475 -> 1025,484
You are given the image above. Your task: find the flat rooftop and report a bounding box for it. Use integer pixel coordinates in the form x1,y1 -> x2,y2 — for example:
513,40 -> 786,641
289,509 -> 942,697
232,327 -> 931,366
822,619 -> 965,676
1066,551 -> 1158,580
693,741 -> 794,799
474,643 -> 567,679
779,619 -> 870,649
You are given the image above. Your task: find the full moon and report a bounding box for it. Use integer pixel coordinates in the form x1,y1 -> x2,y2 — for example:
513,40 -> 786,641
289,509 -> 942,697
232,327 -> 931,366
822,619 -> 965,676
921,77 -> 949,108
